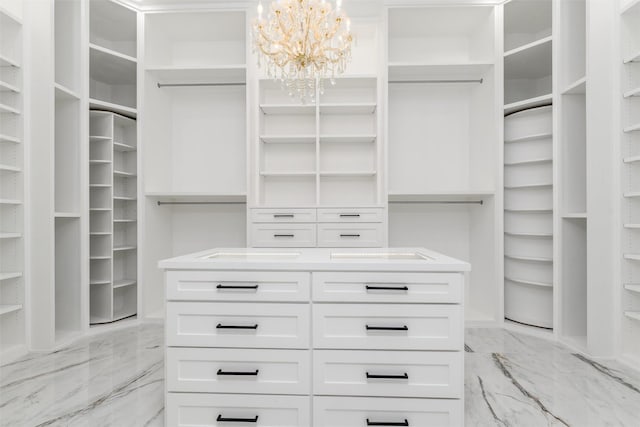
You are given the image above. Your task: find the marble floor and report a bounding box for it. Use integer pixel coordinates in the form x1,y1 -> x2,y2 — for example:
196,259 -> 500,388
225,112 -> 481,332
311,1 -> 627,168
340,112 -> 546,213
1,324 -> 639,426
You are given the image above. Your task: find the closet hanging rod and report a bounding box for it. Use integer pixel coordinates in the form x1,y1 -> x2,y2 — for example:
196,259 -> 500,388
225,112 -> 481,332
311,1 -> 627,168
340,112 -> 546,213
389,78 -> 483,84
157,201 -> 246,206
389,200 -> 484,205
157,82 -> 247,88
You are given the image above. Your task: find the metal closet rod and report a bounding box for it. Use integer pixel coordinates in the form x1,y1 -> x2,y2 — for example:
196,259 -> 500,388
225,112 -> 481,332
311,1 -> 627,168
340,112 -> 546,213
157,82 -> 247,88
157,201 -> 246,206
389,200 -> 484,205
389,78 -> 483,84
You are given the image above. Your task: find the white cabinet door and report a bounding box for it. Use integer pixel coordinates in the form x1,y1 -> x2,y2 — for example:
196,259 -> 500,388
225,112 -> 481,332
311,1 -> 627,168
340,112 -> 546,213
166,393 -> 311,427
317,223 -> 383,247
313,350 -> 463,398
166,348 -> 310,395
251,208 -> 317,223
316,208 -> 384,223
312,272 -> 463,303
313,304 -> 463,350
166,270 -> 311,302
250,223 -> 317,247
314,396 -> 463,427
167,302 -> 310,348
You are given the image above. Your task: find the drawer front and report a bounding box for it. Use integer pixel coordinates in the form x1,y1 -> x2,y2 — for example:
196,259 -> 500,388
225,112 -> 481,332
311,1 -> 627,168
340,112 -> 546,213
166,270 -> 310,302
317,208 -> 384,223
317,223 -> 383,248
312,272 -> 463,304
313,304 -> 462,350
167,302 -> 310,348
251,208 -> 317,223
314,396 -> 463,427
166,348 -> 310,395
251,223 -> 317,247
314,350 -> 463,398
167,393 -> 310,427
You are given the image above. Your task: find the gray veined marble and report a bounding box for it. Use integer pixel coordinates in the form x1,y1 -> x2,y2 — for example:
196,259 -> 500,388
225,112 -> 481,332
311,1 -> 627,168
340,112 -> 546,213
2,324 -> 640,426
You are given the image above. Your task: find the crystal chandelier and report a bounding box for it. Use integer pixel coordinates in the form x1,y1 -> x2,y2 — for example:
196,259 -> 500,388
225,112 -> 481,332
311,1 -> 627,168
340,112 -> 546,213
252,0 -> 354,102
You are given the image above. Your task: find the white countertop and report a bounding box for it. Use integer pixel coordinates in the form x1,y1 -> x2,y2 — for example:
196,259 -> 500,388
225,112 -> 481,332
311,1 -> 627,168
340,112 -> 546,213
158,247 -> 471,272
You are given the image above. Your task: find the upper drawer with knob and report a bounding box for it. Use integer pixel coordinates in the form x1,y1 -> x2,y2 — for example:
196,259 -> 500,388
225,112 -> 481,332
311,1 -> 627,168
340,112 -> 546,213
251,208 -> 317,223
317,208 -> 384,223
312,272 -> 462,304
166,271 -> 310,302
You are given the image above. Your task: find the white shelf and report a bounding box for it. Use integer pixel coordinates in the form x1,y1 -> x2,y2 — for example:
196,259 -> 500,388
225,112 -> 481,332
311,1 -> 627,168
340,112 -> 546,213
54,212 -> 80,218
54,83 -> 80,100
89,43 -> 136,65
624,87 -> 640,98
563,213 -> 588,219
624,50 -> 640,64
113,279 -> 136,289
0,199 -> 21,205
0,103 -> 20,115
0,53 -> 20,68
624,191 -> 640,198
624,123 -> 640,133
0,305 -> 22,316
0,134 -> 20,143
89,98 -> 137,119
504,231 -> 553,238
90,256 -> 111,260
0,232 -> 21,239
505,94 -> 553,115
90,135 -> 111,142
504,158 -> 553,166
146,65 -> 246,84
113,170 -> 136,178
625,311 -> 640,321
260,135 -> 315,144
505,276 -> 553,288
90,208 -> 110,211
624,224 -> 640,229
113,196 -> 136,201
320,171 -> 377,177
90,232 -> 111,236
259,104 -> 315,115
90,184 -> 111,188
320,135 -> 377,144
113,142 -> 136,152
113,246 -> 136,252
504,254 -> 553,263
0,164 -> 20,172
623,254 -> 640,261
0,80 -> 20,93
388,191 -> 494,203
624,284 -> 640,293
145,192 -> 246,203
260,171 -> 316,177
623,156 -> 640,164
505,183 -> 553,190
505,132 -> 553,144
621,0 -> 640,15
504,36 -> 553,58
562,77 -> 587,95
319,103 -> 377,115
90,160 -> 111,164
388,62 -> 493,82
113,219 -> 136,223
0,272 -> 22,281
90,280 -> 111,286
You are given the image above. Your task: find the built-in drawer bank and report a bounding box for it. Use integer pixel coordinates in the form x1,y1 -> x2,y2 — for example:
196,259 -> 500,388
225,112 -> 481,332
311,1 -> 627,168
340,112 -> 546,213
250,223 -> 317,247
312,271 -> 463,303
317,208 -> 384,223
314,396 -> 463,427
251,208 -> 317,223
317,223 -> 384,247
313,304 -> 463,350
166,348 -> 310,394
313,350 -> 463,398
166,270 -> 311,302
166,302 -> 310,348
166,393 -> 310,427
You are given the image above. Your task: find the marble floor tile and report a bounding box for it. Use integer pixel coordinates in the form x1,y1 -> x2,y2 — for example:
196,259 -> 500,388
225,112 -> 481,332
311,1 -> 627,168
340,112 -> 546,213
1,324 -> 639,426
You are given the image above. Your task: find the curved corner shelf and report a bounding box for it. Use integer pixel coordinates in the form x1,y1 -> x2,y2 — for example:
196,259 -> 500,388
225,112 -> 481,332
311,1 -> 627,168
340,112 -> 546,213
504,132 -> 552,144
504,158 -> 552,166
624,284 -> 640,293
504,94 -> 553,115
505,254 -> 553,263
505,276 -> 553,288
505,183 -> 552,190
504,231 -> 553,238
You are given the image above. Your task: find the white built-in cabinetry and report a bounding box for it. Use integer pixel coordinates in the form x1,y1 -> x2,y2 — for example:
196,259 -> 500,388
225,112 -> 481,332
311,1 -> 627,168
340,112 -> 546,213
386,5 -> 502,326
620,0 -> 640,365
0,0 -> 25,360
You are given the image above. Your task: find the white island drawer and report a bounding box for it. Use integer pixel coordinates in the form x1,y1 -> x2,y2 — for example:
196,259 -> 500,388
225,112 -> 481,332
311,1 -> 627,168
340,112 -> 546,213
313,304 -> 462,350
317,223 -> 383,247
312,272 -> 463,303
314,396 -> 463,427
167,302 -> 310,348
314,350 -> 463,398
167,394 -> 310,427
166,271 -> 310,302
251,208 -> 317,223
317,208 -> 384,223
167,348 -> 310,395
251,223 -> 317,247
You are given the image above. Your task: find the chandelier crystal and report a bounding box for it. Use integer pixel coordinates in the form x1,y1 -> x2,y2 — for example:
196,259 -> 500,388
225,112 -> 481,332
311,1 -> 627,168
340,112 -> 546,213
252,0 -> 354,102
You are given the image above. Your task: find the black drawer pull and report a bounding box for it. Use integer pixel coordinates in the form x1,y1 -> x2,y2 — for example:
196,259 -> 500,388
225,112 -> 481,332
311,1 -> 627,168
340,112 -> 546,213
217,369 -> 259,376
340,214 -> 361,217
340,234 -> 361,238
217,415 -> 259,423
273,214 -> 294,218
216,324 -> 259,330
366,325 -> 408,331
367,419 -> 409,426
216,284 -> 259,290
366,285 -> 409,291
274,234 -> 295,238
366,372 -> 409,380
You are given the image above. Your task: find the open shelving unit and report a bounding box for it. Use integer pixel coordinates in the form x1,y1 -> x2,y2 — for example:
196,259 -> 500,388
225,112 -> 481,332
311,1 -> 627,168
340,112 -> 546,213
386,5 -> 501,326
89,111 -> 137,324
620,0 -> 640,365
141,10 -> 249,319
0,2 -> 25,359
